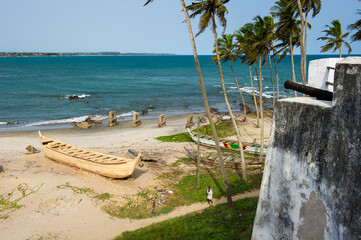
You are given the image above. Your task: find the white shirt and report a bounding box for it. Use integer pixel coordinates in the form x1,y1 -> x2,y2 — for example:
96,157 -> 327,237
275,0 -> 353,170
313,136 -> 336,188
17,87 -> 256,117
207,188 -> 213,199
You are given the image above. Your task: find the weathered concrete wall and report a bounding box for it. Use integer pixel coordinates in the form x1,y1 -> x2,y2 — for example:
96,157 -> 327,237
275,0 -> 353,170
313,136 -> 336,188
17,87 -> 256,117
252,57 -> 361,240
308,58 -> 343,92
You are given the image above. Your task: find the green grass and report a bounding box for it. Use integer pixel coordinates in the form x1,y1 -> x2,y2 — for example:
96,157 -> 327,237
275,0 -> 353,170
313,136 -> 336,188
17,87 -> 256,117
170,158 -> 194,167
199,120 -> 236,139
155,132 -> 192,142
103,169 -> 262,220
155,120 -> 235,143
57,182 -> 112,202
0,184 -> 43,219
114,197 -> 258,240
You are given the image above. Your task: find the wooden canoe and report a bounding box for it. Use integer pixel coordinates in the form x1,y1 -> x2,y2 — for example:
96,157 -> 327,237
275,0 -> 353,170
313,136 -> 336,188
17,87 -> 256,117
187,128 -> 267,154
38,131 -> 141,178
184,147 -> 264,169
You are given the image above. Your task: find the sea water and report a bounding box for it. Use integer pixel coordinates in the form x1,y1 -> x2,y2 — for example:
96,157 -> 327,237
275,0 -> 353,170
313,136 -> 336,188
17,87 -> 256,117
0,54 -> 334,131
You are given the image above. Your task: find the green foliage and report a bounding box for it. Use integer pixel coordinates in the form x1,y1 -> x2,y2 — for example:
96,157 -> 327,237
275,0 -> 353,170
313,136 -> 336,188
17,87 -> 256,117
155,120 -> 235,143
317,19 -> 352,56
155,132 -> 192,142
170,158 -> 194,167
103,169 -> 261,220
172,171 -> 256,204
0,184 -> 43,219
199,120 -> 236,138
114,197 -> 259,240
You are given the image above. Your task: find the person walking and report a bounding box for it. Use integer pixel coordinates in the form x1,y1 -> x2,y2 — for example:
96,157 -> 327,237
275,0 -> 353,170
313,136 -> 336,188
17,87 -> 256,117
206,186 -> 213,204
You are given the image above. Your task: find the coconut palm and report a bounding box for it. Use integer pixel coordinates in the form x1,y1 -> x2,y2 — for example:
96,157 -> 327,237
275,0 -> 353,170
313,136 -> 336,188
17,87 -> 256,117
265,17 -> 277,109
295,0 -> 322,86
211,34 -> 247,118
348,8 -> 361,42
252,15 -> 274,162
235,23 -> 260,128
239,16 -> 274,162
317,20 -> 352,57
271,0 -> 301,97
187,0 -> 248,194
144,0 -> 234,208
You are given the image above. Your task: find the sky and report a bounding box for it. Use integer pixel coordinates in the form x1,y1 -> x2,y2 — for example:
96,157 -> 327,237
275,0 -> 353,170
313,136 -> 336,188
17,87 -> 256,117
0,0 -> 360,55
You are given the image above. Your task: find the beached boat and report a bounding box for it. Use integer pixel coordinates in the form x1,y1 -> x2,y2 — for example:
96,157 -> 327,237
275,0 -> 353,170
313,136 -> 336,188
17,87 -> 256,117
187,128 -> 267,154
38,131 -> 141,178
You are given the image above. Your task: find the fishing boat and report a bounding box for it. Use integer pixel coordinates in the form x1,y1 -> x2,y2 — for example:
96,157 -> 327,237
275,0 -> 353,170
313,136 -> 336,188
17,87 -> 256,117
38,131 -> 141,178
187,128 -> 267,154
184,147 -> 264,169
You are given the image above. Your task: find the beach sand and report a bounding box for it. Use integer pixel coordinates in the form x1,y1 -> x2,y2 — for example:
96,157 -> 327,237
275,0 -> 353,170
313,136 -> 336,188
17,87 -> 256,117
0,112 -> 272,240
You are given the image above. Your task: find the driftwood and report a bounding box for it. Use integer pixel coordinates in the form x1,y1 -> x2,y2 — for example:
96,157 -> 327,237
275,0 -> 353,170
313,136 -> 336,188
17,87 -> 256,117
128,149 -> 157,162
132,113 -> 141,127
108,111 -> 117,127
158,114 -> 166,128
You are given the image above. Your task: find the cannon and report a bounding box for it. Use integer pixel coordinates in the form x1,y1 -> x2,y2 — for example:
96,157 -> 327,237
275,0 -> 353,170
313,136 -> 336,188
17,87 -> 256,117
284,80 -> 333,101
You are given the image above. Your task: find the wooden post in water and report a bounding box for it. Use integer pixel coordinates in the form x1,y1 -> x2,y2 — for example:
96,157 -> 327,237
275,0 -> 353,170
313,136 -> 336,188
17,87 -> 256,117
185,116 -> 194,129
158,114 -> 166,128
132,113 -> 141,127
108,111 -> 117,127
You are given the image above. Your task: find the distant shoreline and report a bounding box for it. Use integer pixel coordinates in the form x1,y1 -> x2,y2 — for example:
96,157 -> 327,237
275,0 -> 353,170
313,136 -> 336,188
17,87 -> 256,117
1,53 -> 361,58
0,52 -> 180,57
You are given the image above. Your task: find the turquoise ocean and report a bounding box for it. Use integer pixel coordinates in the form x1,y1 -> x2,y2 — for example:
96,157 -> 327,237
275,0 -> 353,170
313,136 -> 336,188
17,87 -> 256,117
0,54 -> 340,131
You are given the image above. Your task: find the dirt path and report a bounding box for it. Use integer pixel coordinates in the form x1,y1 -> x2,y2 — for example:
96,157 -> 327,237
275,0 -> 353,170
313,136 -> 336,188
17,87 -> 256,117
94,190 -> 260,240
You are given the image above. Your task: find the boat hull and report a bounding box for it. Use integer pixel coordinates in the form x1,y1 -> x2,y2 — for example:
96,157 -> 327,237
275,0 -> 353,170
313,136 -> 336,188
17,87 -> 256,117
187,128 -> 267,154
39,133 -> 141,178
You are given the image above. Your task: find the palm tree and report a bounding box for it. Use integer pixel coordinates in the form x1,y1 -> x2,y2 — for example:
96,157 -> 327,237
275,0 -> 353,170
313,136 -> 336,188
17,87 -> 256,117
348,8 -> 361,42
235,24 -> 260,128
187,0 -> 248,192
253,15 -> 274,162
211,34 -> 247,117
317,20 -> 352,58
265,17 -> 277,109
240,16 -> 274,162
295,0 -> 321,87
144,0 -> 235,209
271,0 -> 301,97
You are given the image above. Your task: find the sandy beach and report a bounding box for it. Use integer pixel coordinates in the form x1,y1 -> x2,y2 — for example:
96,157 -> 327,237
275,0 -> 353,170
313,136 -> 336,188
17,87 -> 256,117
0,112 -> 272,240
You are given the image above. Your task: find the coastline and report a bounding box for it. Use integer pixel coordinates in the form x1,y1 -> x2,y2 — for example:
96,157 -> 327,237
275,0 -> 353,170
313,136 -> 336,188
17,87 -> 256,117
0,109 -> 272,240
0,111 -> 199,133
0,112 -> 199,239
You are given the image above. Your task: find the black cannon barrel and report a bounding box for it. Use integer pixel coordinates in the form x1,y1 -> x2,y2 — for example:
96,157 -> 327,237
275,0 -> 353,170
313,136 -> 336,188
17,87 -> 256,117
284,80 -> 333,101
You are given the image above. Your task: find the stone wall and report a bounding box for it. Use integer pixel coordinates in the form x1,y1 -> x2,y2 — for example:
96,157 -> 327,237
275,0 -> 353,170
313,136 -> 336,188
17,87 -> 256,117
252,57 -> 361,240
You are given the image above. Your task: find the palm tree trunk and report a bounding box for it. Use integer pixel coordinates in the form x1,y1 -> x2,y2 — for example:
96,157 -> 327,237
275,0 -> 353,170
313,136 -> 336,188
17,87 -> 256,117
271,44 -> 280,100
254,64 -> 261,90
296,0 -> 306,90
304,12 -> 309,85
180,0 -> 233,208
340,47 -> 342,58
212,16 -> 247,189
268,54 -> 276,108
249,65 -> 260,127
196,118 -> 200,188
258,57 -> 265,162
290,35 -> 297,97
230,62 -> 246,117
272,56 -> 280,100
